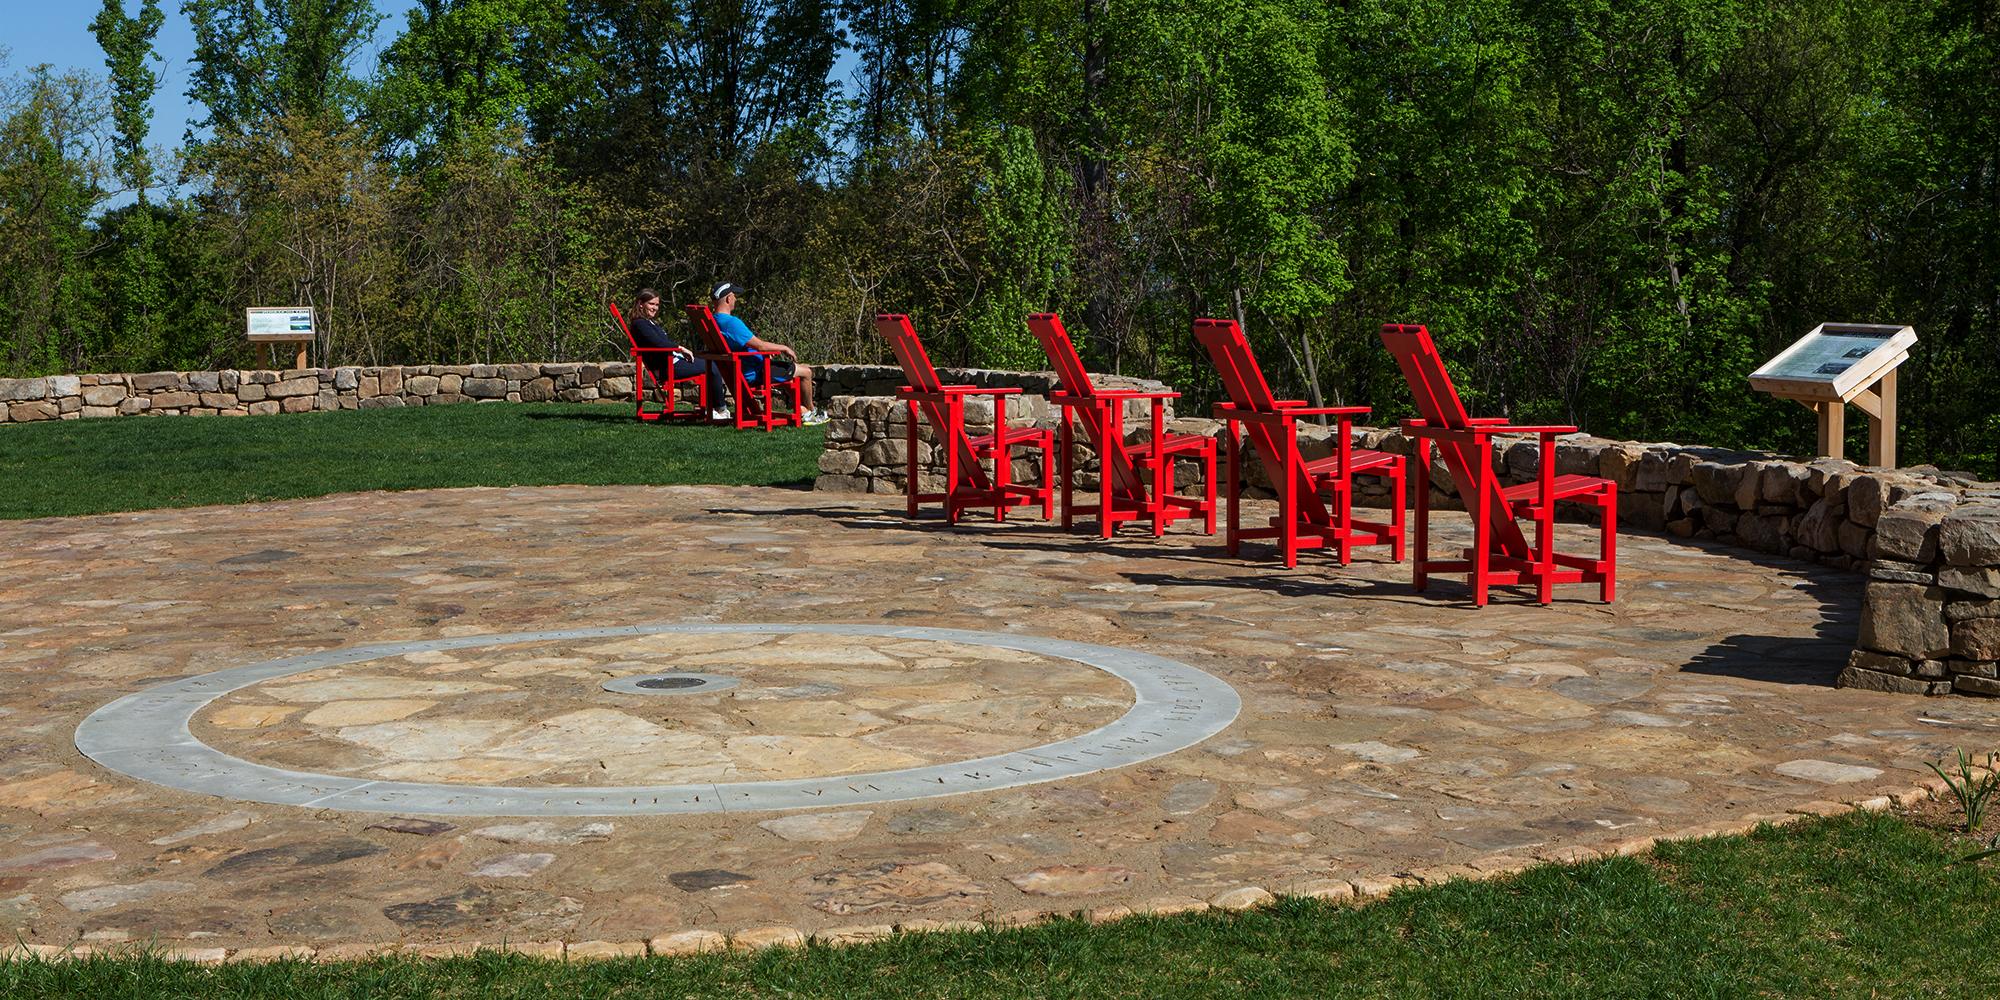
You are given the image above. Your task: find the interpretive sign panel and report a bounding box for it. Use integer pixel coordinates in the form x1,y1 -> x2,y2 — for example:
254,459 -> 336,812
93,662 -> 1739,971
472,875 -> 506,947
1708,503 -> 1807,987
245,307 -> 316,342
1748,322 -> 1915,403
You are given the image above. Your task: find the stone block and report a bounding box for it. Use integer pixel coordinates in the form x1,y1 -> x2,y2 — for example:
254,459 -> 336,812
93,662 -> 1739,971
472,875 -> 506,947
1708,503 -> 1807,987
1848,649 -> 1914,676
129,371 -> 181,391
1939,504 -> 2000,566
1946,599 -> 2000,622
359,375 -> 379,398
1761,462 -> 1810,504
197,392 -> 234,408
813,474 -> 870,493
118,396 -> 149,414
1950,618 -> 2000,660
436,373 -> 461,394
49,374 -> 80,395
1858,582 -> 1949,659
1732,462 -> 1766,510
280,395 -> 314,413
1735,512 -> 1789,553
1835,665 -> 1933,695
1871,496 -> 1953,563
379,369 -> 403,394
1952,675 -> 2000,696
81,385 -> 127,406
248,400 -> 280,416
600,376 -> 634,400
268,376 -> 317,399
520,377 -> 556,402
500,363 -> 539,380
817,450 -> 862,475
1939,566 -> 2000,598
219,370 -> 239,391
1634,451 -> 1673,492
8,400 -> 58,421
469,364 -> 500,379
186,371 -> 220,392
316,390 -> 338,410
58,395 -> 81,413
1867,559 -> 1934,584
333,367 -> 359,390
236,382 -> 267,402
1690,461 -> 1747,505
358,396 -> 404,409
1947,659 -> 1998,678
0,377 -> 48,401
150,390 -> 197,410
1916,659 -> 1950,679
1845,473 -> 1897,526
1836,519 -> 1872,559
80,405 -> 117,419
405,375 -> 441,397
862,438 -> 915,468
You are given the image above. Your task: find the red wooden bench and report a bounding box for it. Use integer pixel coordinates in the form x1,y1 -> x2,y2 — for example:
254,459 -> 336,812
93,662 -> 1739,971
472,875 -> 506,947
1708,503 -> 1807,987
1378,323 -> 1616,605
608,302 -> 708,422
1027,312 -> 1216,538
874,314 -> 1053,523
684,302 -> 803,431
1192,318 -> 1405,568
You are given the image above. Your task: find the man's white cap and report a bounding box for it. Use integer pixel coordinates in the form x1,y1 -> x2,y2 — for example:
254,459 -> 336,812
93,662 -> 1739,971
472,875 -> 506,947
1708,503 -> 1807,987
712,282 -> 744,301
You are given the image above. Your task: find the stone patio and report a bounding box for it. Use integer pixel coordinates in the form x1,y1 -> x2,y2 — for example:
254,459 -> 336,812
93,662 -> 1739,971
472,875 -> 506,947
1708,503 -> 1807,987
2,484 -> 1997,959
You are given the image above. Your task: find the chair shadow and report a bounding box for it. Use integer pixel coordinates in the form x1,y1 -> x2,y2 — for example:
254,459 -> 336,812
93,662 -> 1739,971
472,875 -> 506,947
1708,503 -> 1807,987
1677,568 -> 1860,687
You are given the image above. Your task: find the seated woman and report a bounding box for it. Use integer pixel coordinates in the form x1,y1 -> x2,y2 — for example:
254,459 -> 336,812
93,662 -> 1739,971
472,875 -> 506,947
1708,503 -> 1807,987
709,282 -> 828,425
630,288 -> 728,419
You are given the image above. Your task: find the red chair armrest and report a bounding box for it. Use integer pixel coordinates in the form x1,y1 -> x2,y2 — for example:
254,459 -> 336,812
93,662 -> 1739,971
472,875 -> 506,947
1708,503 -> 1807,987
1493,424 -> 1580,435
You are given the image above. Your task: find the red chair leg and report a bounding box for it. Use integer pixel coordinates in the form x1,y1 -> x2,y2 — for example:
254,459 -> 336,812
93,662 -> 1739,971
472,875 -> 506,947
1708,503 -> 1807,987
1537,500 -> 1554,606
1391,461 -> 1406,562
1041,431 -> 1053,520
1202,441 -> 1218,535
905,402 -> 920,519
1413,442 -> 1431,591
1224,422 -> 1242,555
1602,489 -> 1618,603
1059,415 -> 1074,530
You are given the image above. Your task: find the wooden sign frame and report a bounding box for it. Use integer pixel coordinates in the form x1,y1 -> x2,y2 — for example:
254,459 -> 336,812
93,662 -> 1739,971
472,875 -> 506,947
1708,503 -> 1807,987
1748,322 -> 1915,467
245,306 -> 316,370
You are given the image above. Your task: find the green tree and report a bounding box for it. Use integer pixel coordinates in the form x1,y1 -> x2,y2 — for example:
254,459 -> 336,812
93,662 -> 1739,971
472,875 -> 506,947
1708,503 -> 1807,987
183,0 -> 381,132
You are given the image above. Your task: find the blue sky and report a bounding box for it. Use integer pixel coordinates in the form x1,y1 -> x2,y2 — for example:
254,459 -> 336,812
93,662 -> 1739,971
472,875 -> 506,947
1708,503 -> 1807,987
4,1 -> 423,151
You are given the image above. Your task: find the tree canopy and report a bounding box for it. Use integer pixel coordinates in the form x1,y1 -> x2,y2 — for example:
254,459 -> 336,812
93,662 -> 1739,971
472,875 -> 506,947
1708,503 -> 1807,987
1,0 -> 1995,472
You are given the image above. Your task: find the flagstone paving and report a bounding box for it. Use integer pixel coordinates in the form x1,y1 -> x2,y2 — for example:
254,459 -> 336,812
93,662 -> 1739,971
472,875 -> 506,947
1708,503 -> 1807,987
2,483 -> 1997,956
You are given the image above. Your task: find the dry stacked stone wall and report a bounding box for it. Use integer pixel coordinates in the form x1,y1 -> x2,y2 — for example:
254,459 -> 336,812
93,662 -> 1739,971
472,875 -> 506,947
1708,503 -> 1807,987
0,364 -> 650,420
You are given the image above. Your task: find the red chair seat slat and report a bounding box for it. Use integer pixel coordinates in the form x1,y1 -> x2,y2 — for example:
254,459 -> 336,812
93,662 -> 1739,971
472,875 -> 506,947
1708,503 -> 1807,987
1501,474 -> 1614,504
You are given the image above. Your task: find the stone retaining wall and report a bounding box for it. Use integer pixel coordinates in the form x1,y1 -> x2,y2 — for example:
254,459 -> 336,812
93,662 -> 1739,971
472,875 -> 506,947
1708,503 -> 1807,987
814,376 -> 2000,698
0,362 -> 948,422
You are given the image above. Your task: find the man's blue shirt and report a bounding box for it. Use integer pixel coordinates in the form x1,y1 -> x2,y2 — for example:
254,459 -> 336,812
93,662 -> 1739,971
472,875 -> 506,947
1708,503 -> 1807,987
714,312 -> 755,351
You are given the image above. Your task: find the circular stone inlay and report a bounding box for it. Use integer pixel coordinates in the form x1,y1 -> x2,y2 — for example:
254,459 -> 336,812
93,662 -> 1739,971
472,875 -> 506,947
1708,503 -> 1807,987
75,623 -> 1240,816
600,672 -> 739,696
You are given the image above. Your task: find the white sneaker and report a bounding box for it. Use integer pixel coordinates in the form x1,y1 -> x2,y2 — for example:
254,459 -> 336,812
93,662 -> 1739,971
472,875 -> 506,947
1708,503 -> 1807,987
708,405 -> 732,422
802,408 -> 830,426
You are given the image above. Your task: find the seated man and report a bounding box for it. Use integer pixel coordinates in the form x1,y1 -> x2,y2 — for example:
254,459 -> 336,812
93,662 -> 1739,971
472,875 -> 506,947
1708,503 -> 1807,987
710,282 -> 827,425
630,288 -> 728,420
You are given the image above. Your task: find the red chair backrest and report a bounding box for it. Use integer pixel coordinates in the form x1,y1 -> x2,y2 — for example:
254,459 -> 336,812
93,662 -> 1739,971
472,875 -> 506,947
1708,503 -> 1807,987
1378,324 -> 1473,429
683,303 -> 735,356
608,302 -> 640,351
1026,313 -> 1093,397
1191,318 -> 1328,522
873,313 -> 988,486
1028,312 -> 1140,491
1378,323 -> 1529,555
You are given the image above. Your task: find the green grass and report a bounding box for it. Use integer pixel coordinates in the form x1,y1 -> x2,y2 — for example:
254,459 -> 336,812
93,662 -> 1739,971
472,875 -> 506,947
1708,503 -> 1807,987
0,403 -> 825,519
5,812 -> 1997,998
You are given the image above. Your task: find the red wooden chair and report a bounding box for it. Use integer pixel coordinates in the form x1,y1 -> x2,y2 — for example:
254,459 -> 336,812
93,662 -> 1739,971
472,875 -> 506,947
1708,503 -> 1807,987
873,313 -> 1053,523
684,303 -> 803,431
1378,323 -> 1616,605
608,302 -> 708,422
1192,318 -> 1404,568
1026,312 -> 1215,538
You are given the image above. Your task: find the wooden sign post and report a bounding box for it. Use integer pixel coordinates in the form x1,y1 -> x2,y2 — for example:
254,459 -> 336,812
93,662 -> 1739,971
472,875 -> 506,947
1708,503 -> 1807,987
245,306 -> 317,370
1748,322 -> 1915,468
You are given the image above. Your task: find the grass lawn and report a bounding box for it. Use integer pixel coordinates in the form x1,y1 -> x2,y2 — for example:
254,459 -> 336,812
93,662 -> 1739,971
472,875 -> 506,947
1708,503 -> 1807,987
4,811 -> 1997,998
0,403 -> 825,519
